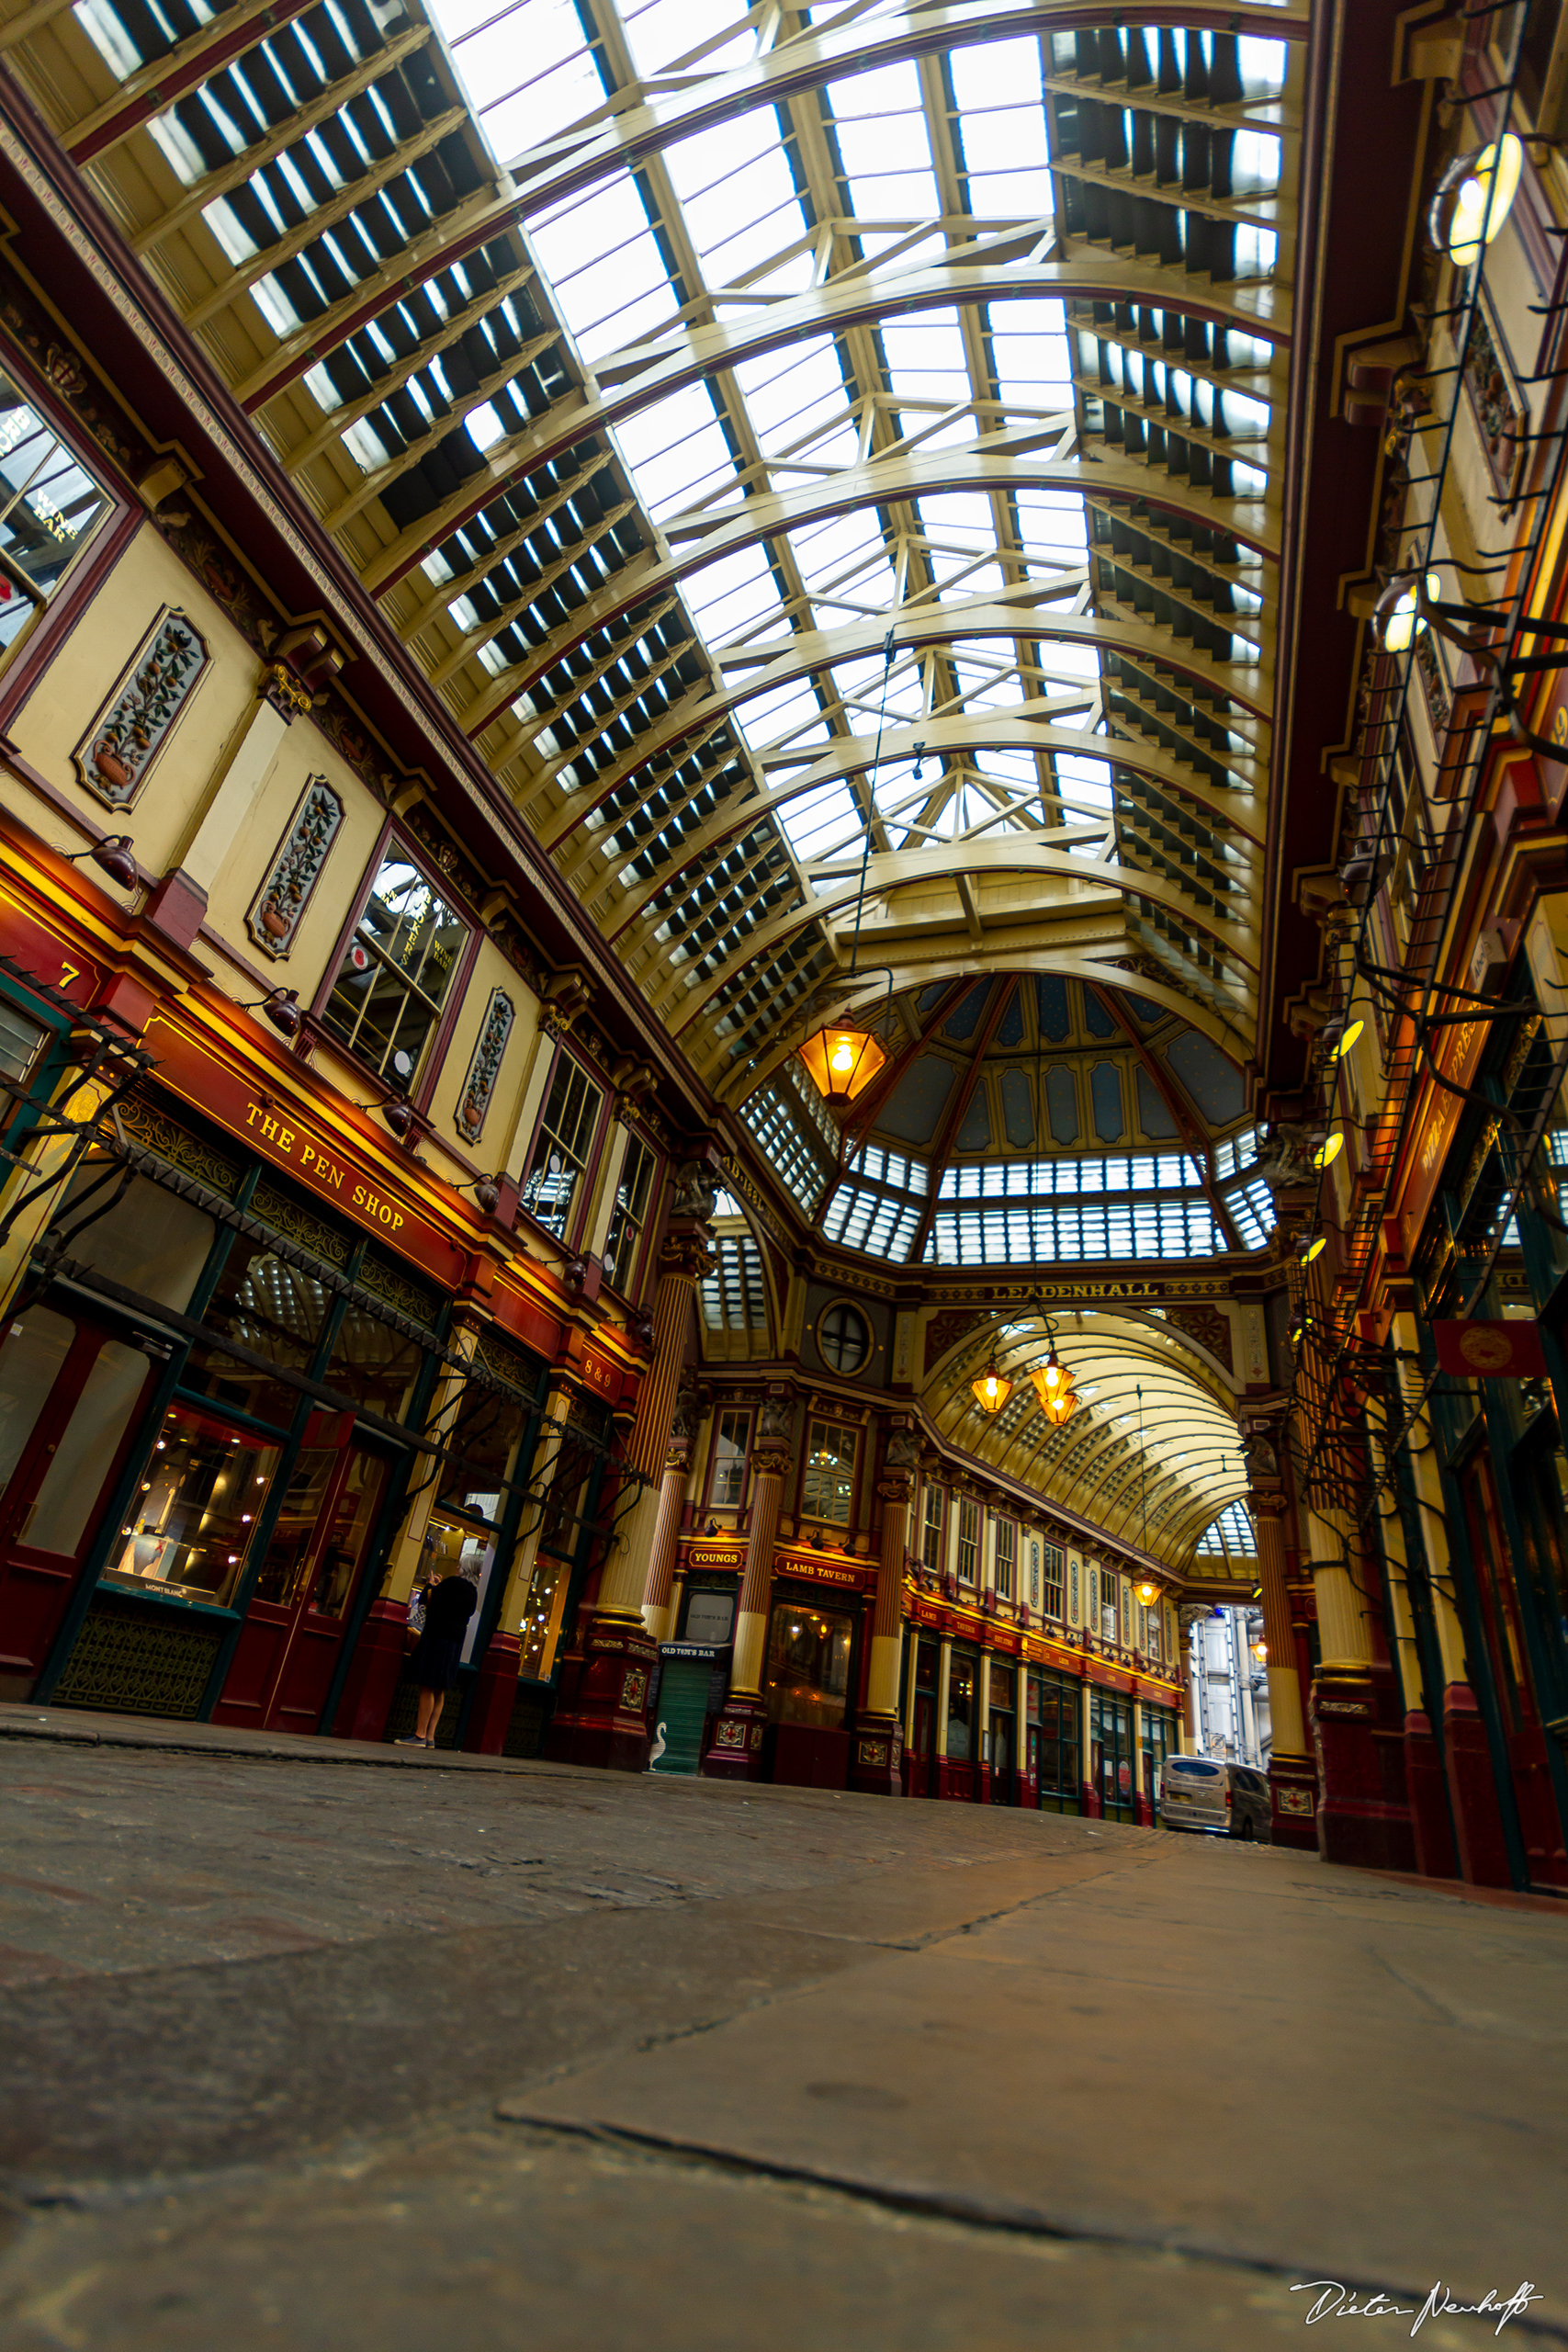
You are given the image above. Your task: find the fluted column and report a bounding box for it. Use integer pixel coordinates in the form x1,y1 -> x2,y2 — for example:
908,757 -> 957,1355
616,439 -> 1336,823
702,1429 -> 790,1781
594,1224 -> 712,1624
640,1434 -> 693,1645
1178,1604 -> 1205,1752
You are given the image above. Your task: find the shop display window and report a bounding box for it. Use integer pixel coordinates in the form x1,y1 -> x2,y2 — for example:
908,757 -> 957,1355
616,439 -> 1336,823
104,1403 -> 279,1609
184,1234 -> 331,1427
603,1136 -> 657,1295
956,1497 -> 978,1582
708,1409 -> 750,1508
1034,1670 -> 1081,1797
946,1656 -> 976,1758
55,1167 -> 214,1312
416,1511 -> 496,1663
0,996 -> 48,1092
249,1444 -> 388,1614
0,362 -> 113,660
518,1398 -> 609,1679
519,1053 -> 603,1240
765,1599 -> 853,1729
436,1375 -> 532,1524
321,849 -> 470,1091
802,1419 -> 856,1523
0,1306 -> 73,1498
325,1305 -> 423,1423
990,1664 -> 1014,1711
0,1309 -> 151,1557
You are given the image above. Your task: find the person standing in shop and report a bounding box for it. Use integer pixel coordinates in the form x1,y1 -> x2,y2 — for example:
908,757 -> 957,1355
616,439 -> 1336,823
397,1566 -> 477,1747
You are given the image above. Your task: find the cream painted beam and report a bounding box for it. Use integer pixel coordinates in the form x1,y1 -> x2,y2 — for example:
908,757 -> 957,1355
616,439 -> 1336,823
182,107 -> 471,334
484,573 -> 1271,758
363,254 -> 1291,596
597,717 -> 1265,942
501,0 -> 1310,220
132,24 -> 434,255
659,838 -> 1257,1035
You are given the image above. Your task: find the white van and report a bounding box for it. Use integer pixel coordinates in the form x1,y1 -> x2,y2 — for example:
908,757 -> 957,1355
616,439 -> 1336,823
1160,1754 -> 1272,1841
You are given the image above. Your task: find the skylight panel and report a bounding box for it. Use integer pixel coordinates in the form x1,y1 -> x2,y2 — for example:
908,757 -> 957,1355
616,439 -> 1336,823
454,0 -> 601,156
530,176 -> 680,357
626,0 -> 750,79
686,546 -> 784,642
614,382 -> 740,516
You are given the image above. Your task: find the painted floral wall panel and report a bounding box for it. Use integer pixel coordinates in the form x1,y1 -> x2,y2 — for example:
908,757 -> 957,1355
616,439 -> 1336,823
73,606 -> 209,808
457,989 -> 514,1144
247,776 -> 344,957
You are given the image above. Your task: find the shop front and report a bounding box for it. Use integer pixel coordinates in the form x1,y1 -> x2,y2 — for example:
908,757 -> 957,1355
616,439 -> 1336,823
1141,1701 -> 1180,1826
1089,1685 -> 1136,1823
762,1545 -> 873,1789
987,1660 -> 1017,1804
2,1084 -> 552,1742
1031,1663 -> 1083,1815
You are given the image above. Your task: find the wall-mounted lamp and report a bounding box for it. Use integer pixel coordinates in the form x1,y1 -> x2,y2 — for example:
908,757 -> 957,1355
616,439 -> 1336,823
61,834 -> 138,890
457,1172 -> 502,1216
239,988 -> 303,1040
1428,134 -> 1524,269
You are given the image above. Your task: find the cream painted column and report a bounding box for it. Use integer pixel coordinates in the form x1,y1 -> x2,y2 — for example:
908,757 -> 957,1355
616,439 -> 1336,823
1307,1502 -> 1375,1672
494,1384 -> 574,1648
594,1221 -> 713,1627
976,1648 -> 992,1775
903,1631 -> 921,1756
864,1456 -> 915,1721
175,672 -> 299,899
1179,1605 -> 1205,1751
379,1326 -> 479,1605
935,1636 -> 953,1769
1132,1696 -> 1145,1810
1252,1492 -> 1308,1758
0,1065 -> 119,1322
1080,1675 -> 1095,1802
639,1430 -> 694,1645
727,1432 -> 791,1700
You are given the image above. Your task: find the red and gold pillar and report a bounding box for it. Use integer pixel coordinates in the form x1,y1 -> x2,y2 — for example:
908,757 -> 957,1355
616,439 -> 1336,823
702,1422 -> 790,1780
640,1430 -> 694,1645
544,1219 -> 711,1771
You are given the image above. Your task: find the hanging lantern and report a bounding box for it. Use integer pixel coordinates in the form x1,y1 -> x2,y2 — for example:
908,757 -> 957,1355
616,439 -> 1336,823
1028,1346 -> 1068,1407
1039,1382 -> 1080,1429
1134,1577 -> 1159,1608
971,1353 -> 1013,1413
796,1023 -> 887,1108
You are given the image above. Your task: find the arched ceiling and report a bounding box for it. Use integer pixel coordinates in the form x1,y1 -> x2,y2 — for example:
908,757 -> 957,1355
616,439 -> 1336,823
18,0 -> 1303,1095
926,1305 -> 1247,1566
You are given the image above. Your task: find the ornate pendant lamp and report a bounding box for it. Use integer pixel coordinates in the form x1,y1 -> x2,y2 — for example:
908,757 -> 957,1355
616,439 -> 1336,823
1027,1312 -> 1080,1427
1134,1576 -> 1160,1608
796,1022 -> 887,1108
971,1350 -> 1013,1414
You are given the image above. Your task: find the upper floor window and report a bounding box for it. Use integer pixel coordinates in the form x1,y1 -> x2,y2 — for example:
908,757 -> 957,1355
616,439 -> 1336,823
1042,1542 -> 1065,1619
802,1419 -> 856,1524
321,850 -> 469,1090
956,1497 -> 979,1582
604,1136 -> 657,1293
709,1408 -> 750,1508
520,1054 -> 603,1240
995,1518 -> 1016,1601
0,366 -> 112,662
1102,1572 -> 1120,1645
921,1482 -> 944,1571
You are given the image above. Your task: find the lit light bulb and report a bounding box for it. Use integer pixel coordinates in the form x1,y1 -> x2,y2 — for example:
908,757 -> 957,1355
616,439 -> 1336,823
829,1035 -> 855,1075
1314,1132 -> 1345,1170
1335,1019 -> 1363,1060
1303,1235 -> 1327,1264
1445,134 -> 1523,266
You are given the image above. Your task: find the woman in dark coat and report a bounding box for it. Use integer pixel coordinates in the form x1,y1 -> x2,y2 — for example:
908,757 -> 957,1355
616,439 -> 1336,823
398,1569 -> 477,1747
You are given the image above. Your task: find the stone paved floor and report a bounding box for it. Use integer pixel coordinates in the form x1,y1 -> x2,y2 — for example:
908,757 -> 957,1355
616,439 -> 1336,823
0,1727 -> 1564,2348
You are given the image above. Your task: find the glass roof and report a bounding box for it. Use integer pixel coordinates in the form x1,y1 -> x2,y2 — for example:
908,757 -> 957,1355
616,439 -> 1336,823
41,0 -> 1300,1100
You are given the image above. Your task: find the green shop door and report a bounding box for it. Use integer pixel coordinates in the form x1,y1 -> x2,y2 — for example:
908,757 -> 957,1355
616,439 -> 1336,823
650,1644 -> 728,1775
